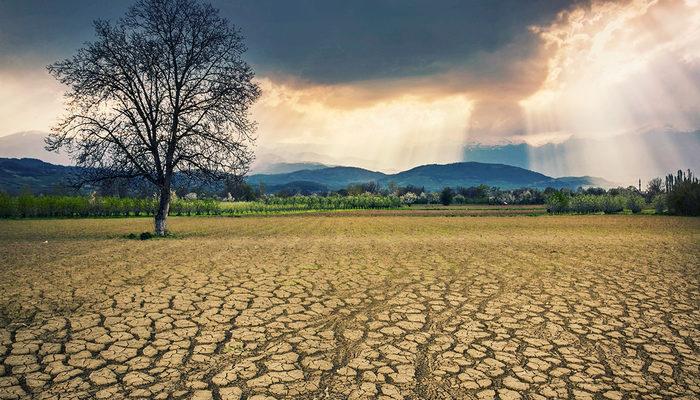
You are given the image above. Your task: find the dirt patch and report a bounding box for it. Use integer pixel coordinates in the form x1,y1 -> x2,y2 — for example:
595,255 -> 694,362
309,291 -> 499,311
0,215 -> 698,399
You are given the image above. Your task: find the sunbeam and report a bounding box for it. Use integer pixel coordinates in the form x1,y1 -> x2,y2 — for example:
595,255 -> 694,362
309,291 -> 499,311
252,78 -> 474,172
521,0 -> 700,182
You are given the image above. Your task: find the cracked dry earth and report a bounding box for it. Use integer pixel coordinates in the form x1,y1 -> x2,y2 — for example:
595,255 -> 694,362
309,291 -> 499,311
0,215 -> 699,400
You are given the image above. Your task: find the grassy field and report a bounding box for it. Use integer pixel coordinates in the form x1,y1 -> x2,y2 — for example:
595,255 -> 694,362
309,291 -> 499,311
0,213 -> 698,399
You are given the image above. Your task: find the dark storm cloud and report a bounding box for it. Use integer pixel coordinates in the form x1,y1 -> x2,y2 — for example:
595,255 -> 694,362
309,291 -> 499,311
219,0 -> 583,83
0,0 -> 582,82
0,1 -> 128,64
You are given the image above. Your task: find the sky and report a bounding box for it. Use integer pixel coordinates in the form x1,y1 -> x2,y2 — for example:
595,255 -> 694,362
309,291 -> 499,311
1,0 -> 699,174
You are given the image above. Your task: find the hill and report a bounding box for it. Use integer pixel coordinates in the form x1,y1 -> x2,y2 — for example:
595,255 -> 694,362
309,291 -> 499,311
0,158 -> 613,195
4,130 -> 696,185
385,162 -> 550,189
0,158 -> 79,194
248,162 -> 613,191
247,166 -> 387,189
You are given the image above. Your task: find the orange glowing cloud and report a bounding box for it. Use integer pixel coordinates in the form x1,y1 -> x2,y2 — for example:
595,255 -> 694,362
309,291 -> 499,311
249,0 -> 700,172
252,78 -> 474,171
248,33 -> 553,171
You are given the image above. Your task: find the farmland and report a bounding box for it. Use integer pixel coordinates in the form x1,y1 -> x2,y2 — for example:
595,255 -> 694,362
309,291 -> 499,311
0,213 -> 699,399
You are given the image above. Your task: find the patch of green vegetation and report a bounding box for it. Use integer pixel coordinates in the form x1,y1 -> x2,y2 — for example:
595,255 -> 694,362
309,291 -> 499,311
0,193 -> 402,219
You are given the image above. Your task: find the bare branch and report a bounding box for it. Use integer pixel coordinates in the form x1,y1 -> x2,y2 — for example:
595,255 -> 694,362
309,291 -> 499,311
47,0 -> 260,194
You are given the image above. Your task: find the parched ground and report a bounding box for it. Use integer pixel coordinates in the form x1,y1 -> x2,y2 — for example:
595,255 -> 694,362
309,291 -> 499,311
0,214 -> 698,399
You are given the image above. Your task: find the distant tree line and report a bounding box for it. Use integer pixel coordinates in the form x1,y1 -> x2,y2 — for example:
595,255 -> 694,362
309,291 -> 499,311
545,169 -> 699,216
267,182 -> 547,206
3,169 -> 697,217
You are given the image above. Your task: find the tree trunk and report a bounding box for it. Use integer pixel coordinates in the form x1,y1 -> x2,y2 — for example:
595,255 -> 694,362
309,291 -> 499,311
154,185 -> 171,236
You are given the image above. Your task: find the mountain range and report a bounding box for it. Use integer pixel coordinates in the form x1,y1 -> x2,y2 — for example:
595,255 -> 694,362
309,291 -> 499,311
0,157 -> 612,195
1,130 -> 697,184
0,157 -> 77,194
246,162 -> 612,192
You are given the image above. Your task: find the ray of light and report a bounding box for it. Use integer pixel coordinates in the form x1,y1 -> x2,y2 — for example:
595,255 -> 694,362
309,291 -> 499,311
520,0 -> 700,183
252,78 -> 474,172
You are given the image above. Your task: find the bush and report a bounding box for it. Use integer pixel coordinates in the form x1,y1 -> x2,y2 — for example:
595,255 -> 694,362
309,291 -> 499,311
262,194 -> 401,211
440,187 -> 454,206
546,192 -> 570,213
400,192 -> 417,206
626,195 -> 645,214
415,192 -> 439,204
600,195 -> 624,214
139,232 -> 153,240
652,194 -> 666,214
570,195 -> 599,214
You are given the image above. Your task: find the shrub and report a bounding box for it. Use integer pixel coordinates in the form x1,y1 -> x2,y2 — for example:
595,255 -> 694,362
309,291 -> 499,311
652,194 -> 666,214
139,232 -> 153,240
600,195 -> 624,214
440,187 -> 454,206
260,194 -> 400,211
400,192 -> 417,206
626,195 -> 645,214
570,195 -> 599,214
415,192 -> 439,204
546,192 -> 570,213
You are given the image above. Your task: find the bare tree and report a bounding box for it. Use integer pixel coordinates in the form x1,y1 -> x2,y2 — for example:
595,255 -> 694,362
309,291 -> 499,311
46,0 -> 260,235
